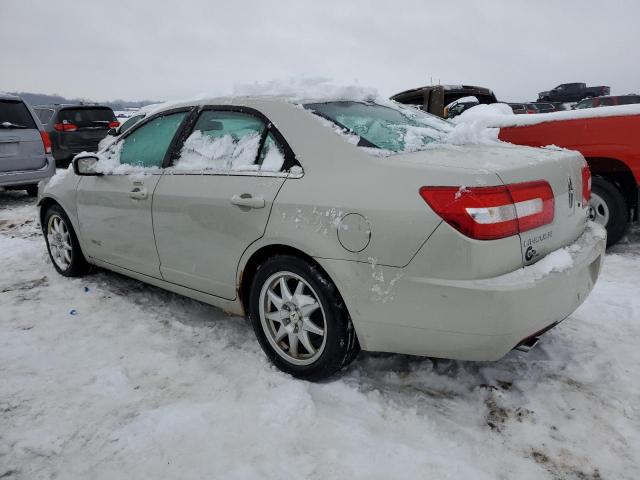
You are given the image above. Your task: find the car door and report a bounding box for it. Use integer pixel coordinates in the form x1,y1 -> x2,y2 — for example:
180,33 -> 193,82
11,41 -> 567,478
76,109 -> 190,278
152,107 -> 294,299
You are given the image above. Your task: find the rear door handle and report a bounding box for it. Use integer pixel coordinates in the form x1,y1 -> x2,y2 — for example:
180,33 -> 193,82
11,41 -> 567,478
129,187 -> 148,200
230,194 -> 265,209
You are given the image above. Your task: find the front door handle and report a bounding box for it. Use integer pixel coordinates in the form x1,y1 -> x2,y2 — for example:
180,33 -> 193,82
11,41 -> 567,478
230,194 -> 265,209
129,187 -> 148,200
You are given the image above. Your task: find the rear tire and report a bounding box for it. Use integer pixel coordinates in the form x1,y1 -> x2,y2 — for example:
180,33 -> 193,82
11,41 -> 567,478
248,254 -> 359,380
589,176 -> 628,247
43,204 -> 90,277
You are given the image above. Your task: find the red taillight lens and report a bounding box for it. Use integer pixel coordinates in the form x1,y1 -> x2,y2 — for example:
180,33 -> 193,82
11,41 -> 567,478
419,181 -> 555,240
581,166 -> 591,204
108,121 -> 120,128
53,122 -> 78,132
40,131 -> 52,154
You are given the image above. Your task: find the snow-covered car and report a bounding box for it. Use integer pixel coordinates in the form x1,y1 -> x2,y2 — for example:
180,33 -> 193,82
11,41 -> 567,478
37,96 -> 606,380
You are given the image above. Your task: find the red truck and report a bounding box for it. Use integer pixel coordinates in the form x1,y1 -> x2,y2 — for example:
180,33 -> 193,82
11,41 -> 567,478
498,108 -> 640,246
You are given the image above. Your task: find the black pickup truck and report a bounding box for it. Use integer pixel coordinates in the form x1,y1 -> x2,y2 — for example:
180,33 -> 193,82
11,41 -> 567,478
538,83 -> 610,103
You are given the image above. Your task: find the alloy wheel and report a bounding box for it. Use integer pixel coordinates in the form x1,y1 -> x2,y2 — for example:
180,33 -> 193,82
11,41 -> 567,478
47,214 -> 73,271
258,271 -> 327,366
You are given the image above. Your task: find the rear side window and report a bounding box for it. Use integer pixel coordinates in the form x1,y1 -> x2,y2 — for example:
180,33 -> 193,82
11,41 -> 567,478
35,108 -> 55,124
174,110 -> 284,172
57,108 -> 116,129
117,112 -> 188,168
0,100 -> 37,129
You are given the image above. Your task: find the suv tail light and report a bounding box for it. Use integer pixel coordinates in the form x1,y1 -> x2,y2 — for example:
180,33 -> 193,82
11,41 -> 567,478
108,120 -> 120,128
581,166 -> 591,204
54,122 -> 78,132
40,131 -> 52,154
419,181 -> 555,240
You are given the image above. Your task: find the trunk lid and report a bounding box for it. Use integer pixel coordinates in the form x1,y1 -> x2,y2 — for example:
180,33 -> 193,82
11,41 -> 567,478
396,143 -> 588,268
475,144 -> 587,265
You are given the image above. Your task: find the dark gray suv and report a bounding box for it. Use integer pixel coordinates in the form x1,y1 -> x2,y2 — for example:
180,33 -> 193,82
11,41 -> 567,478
34,104 -> 118,167
0,93 -> 55,196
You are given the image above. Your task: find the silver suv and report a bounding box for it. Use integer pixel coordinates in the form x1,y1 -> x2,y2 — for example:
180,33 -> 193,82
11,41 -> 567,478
0,93 -> 55,196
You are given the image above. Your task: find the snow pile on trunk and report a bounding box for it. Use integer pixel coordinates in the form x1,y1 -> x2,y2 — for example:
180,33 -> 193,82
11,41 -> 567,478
451,102 -> 515,125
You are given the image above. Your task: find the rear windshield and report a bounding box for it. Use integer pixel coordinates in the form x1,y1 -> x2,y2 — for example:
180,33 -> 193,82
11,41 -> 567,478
57,108 -> 116,129
0,100 -> 37,129
304,101 -> 451,153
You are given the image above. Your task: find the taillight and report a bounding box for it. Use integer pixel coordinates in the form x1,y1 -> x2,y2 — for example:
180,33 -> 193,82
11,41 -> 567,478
40,131 -> 52,154
53,122 -> 78,132
419,181 -> 555,240
108,121 -> 120,128
581,166 -> 591,204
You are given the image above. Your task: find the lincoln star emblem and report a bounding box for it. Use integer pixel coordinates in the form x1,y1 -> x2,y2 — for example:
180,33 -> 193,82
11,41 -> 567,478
567,177 -> 575,208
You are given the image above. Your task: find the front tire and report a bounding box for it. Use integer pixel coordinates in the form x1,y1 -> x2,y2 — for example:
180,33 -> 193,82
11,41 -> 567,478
43,205 -> 90,277
589,176 -> 628,247
248,255 -> 359,380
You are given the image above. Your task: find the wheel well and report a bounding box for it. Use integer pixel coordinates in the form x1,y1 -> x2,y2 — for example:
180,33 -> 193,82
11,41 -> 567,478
239,244 -> 336,316
38,197 -> 61,227
586,157 -> 638,220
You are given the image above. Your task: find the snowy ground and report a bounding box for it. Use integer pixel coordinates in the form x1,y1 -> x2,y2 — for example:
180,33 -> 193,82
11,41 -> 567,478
1,190 -> 639,480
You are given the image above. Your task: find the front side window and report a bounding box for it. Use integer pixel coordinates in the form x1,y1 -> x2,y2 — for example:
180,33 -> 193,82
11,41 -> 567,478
174,110 -> 285,172
108,112 -> 187,168
304,101 -> 451,154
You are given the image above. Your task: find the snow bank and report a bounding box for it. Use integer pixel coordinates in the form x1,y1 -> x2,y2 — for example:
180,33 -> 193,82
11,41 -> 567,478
1,195 -> 638,480
454,103 -> 640,129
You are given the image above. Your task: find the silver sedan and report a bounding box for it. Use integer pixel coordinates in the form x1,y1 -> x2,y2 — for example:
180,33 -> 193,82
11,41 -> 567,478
38,96 -> 606,380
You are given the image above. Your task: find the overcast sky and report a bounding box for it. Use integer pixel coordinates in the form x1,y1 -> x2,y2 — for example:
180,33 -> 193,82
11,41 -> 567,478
1,0 -> 638,102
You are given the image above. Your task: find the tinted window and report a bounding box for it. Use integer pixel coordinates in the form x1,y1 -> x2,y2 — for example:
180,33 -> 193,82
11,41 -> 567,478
175,110 -> 267,171
57,108 -> 116,129
0,100 -> 37,129
118,112 -> 187,168
600,98 -> 615,106
35,108 -> 55,124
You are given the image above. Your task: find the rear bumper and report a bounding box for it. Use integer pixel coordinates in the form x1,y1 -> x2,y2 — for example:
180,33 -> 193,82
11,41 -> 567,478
0,156 -> 55,188
318,222 -> 606,360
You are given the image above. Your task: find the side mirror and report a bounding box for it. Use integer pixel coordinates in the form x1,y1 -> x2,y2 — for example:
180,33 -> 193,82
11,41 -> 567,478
107,127 -> 119,136
73,155 -> 102,176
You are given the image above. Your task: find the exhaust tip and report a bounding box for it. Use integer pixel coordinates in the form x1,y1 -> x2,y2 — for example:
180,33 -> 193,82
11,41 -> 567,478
515,336 -> 540,353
